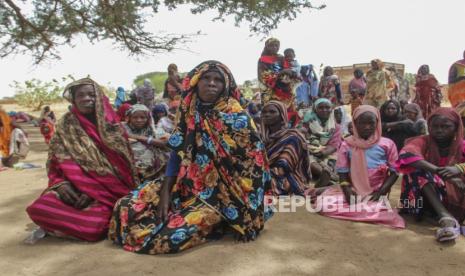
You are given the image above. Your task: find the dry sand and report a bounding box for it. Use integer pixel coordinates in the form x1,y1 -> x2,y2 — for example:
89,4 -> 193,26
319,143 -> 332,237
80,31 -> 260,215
1,107 -> 465,276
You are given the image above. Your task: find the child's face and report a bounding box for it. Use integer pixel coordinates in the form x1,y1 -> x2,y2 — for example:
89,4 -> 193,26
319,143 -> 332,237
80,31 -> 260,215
355,112 -> 377,140
285,52 -> 295,62
348,122 -> 354,135
129,111 -> 148,129
334,109 -> 343,124
430,115 -> 457,144
404,110 -> 418,121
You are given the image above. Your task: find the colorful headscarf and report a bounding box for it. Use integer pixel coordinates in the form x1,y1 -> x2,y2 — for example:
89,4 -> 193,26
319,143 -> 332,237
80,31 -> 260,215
455,101 -> 465,118
169,60 -> 270,239
345,105 -> 383,196
260,101 -> 311,195
57,78 -> 137,188
260,100 -> 288,143
128,103 -> 149,115
303,98 -> 337,145
402,107 -> 463,167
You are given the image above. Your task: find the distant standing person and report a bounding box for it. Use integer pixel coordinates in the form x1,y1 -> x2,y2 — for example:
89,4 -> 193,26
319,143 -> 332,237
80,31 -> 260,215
135,80 -> 155,110
396,70 -> 411,109
363,59 -> 393,108
295,64 -> 319,108
163,63 -> 183,102
319,66 -> 343,105
414,65 -> 442,118
114,87 -> 126,109
348,68 -> 367,114
39,106 -> 56,144
448,50 -> 465,107
257,38 -> 284,104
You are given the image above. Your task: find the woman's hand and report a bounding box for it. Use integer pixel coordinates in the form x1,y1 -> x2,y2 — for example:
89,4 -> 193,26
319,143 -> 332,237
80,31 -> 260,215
74,193 -> 93,209
157,187 -> 172,222
437,166 -> 462,179
56,182 -> 80,206
369,187 -> 389,202
342,185 -> 357,204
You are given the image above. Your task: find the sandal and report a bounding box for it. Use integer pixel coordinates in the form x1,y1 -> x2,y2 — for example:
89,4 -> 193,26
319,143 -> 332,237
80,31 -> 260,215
436,217 -> 460,242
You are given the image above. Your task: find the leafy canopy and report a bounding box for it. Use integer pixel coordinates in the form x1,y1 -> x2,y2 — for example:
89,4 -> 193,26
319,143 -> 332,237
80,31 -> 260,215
0,0 -> 324,64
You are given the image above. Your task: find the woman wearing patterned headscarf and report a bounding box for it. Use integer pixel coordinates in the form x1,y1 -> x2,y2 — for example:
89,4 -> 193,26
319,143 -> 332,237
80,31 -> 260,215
109,61 -> 271,254
257,38 -> 284,104
261,100 -> 311,195
414,64 -> 442,118
124,104 -> 168,181
448,50 -> 465,107
26,78 -> 138,242
301,98 -> 343,188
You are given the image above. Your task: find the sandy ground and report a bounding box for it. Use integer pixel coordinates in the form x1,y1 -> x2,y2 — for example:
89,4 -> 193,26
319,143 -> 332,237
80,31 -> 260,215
1,109 -> 465,276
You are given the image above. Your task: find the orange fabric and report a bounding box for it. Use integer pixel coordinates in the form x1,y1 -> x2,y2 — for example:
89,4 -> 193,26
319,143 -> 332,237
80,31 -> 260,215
448,80 -> 465,107
0,109 -> 12,157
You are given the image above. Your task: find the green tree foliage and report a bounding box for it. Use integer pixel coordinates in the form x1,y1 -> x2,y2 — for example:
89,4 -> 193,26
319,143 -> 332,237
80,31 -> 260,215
133,71 -> 187,95
404,72 -> 416,84
12,76 -> 73,111
0,1 -> 324,64
133,72 -> 168,95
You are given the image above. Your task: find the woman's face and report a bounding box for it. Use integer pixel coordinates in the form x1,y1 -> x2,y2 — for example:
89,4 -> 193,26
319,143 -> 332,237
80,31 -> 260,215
129,111 -> 149,129
197,71 -> 225,103
420,66 -> 429,75
73,84 -> 96,115
371,60 -> 379,70
430,115 -> 457,144
316,102 -> 332,121
354,70 -> 363,78
355,112 -> 377,140
265,41 -> 280,55
384,102 -> 398,118
324,67 -> 333,76
261,104 -> 281,126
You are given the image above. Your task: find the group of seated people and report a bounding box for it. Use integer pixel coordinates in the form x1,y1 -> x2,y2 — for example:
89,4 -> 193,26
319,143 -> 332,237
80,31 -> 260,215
23,60 -> 465,256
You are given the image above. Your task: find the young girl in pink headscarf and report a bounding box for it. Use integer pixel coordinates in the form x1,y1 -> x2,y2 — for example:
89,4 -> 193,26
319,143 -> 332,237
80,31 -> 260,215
315,105 -> 405,228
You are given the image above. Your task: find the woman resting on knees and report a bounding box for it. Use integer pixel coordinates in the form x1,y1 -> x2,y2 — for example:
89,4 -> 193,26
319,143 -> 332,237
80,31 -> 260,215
397,107 -> 465,242
109,61 -> 271,254
301,98 -> 342,188
26,78 -> 138,242
123,104 -> 169,182
261,100 -> 311,195
316,105 -> 405,228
